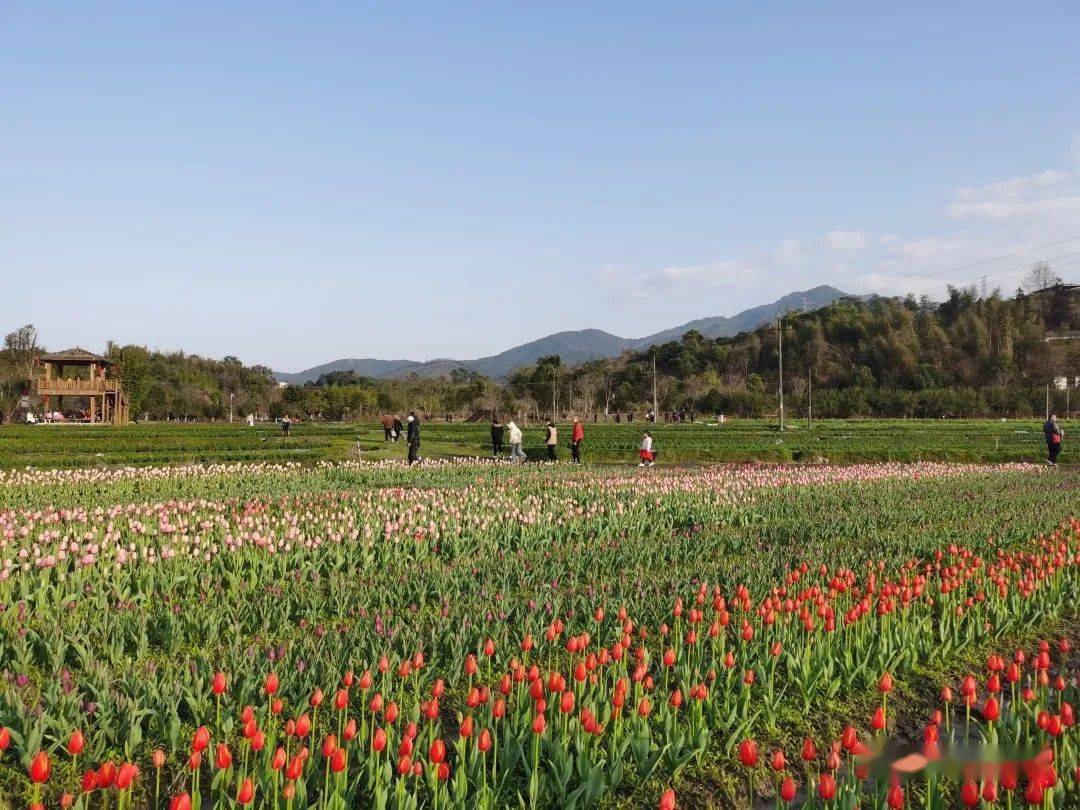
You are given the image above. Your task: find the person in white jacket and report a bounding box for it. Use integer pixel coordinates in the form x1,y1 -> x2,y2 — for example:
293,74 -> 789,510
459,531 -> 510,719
638,432 -> 654,467
506,421 -> 525,462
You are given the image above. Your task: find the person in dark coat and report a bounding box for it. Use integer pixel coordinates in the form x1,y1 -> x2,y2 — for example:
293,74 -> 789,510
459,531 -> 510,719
1044,414 -> 1063,465
406,412 -> 421,464
491,418 -> 505,457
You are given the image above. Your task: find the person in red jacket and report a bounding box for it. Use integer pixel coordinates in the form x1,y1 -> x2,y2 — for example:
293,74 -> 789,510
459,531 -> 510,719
570,418 -> 585,463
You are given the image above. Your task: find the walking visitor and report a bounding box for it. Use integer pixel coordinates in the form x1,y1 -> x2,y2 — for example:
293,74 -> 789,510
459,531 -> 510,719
382,414 -> 394,441
491,418 -> 505,457
1044,413 -> 1064,465
406,412 -> 421,465
570,418 -> 584,463
545,421 -> 558,461
639,431 -> 655,467
506,420 -> 525,463
392,416 -> 404,442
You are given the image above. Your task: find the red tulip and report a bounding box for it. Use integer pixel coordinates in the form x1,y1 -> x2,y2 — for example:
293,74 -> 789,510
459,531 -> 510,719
295,713 -> 311,738
67,730 -> 85,756
80,770 -> 98,792
780,777 -> 796,803
840,725 -> 858,751
817,773 -> 836,801
982,781 -> 998,803
768,749 -> 785,771
429,739 -> 446,764
982,696 -> 1000,722
532,713 -> 547,734
237,777 -> 254,805
658,788 -> 676,810
331,749 -> 347,773
29,751 -> 51,784
0,727 -> 9,750
322,734 -> 338,758
115,763 -> 138,790
264,673 -> 279,695
334,689 -> 348,711
151,749 -> 166,769
801,738 -> 816,762
310,688 -> 324,708
871,706 -> 886,731
169,794 -> 192,810
887,784 -> 905,809
878,672 -> 893,693
101,766 -> 122,794
271,747 -> 287,771
215,743 -> 232,770
211,672 -> 227,696
192,726 -> 210,753
478,728 -> 492,753
959,781 -> 979,807
737,739 -> 758,767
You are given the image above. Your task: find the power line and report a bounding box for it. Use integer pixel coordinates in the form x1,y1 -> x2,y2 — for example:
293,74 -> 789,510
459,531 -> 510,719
871,234 -> 1080,293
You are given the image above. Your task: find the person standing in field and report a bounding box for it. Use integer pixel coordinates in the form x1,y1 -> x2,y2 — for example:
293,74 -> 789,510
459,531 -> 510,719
406,412 -> 421,465
545,421 -> 558,461
491,418 -> 505,457
570,417 -> 584,463
382,414 -> 394,441
392,416 -> 404,442
1044,413 -> 1063,465
638,431 -> 654,467
281,414 -> 291,436
506,420 -> 525,462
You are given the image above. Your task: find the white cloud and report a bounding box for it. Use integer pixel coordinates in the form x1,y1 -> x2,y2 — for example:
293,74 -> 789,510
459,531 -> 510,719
608,144 -> 1080,308
946,169 -> 1080,223
823,230 -> 871,253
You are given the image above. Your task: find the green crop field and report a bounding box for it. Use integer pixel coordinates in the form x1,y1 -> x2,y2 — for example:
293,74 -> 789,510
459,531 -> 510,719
0,417 -> 1072,469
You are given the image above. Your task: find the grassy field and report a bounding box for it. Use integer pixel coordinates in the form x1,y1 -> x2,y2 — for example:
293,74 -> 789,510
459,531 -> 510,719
0,417 -> 1072,468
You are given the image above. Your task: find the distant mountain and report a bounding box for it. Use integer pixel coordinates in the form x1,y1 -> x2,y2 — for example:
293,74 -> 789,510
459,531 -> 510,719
275,285 -> 848,383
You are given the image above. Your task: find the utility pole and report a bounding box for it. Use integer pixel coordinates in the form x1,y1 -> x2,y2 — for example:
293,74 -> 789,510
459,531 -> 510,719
807,368 -> 812,428
552,365 -> 558,423
651,352 -> 658,423
229,391 -> 234,424
777,317 -> 785,432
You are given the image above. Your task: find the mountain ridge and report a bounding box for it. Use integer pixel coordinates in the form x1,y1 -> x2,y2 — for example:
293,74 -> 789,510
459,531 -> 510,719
275,285 -> 848,383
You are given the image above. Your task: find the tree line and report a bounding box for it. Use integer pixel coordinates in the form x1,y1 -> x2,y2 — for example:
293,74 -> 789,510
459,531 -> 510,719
2,281 -> 1077,423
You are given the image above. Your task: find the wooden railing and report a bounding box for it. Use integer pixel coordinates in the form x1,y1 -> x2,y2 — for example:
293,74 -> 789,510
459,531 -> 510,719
32,377 -> 121,393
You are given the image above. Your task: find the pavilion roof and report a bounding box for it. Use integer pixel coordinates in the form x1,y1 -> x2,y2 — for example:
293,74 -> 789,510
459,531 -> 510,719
37,347 -> 114,365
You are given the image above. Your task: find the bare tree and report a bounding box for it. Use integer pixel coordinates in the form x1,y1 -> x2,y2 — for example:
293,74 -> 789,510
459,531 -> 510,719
1022,261 -> 1062,294
0,325 -> 41,422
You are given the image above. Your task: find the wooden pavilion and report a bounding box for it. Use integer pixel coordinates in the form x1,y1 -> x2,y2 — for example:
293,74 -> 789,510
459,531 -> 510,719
32,348 -> 130,424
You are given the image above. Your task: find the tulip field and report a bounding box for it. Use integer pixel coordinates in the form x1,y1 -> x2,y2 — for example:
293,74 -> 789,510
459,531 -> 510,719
0,458 -> 1076,808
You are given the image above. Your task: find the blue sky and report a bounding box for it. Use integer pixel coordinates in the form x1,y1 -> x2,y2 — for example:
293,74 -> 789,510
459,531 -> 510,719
3,2 -> 1079,371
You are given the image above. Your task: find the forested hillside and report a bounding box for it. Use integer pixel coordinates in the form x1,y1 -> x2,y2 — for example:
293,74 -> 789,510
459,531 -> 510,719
3,284 -> 1077,422
579,285 -> 1080,418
